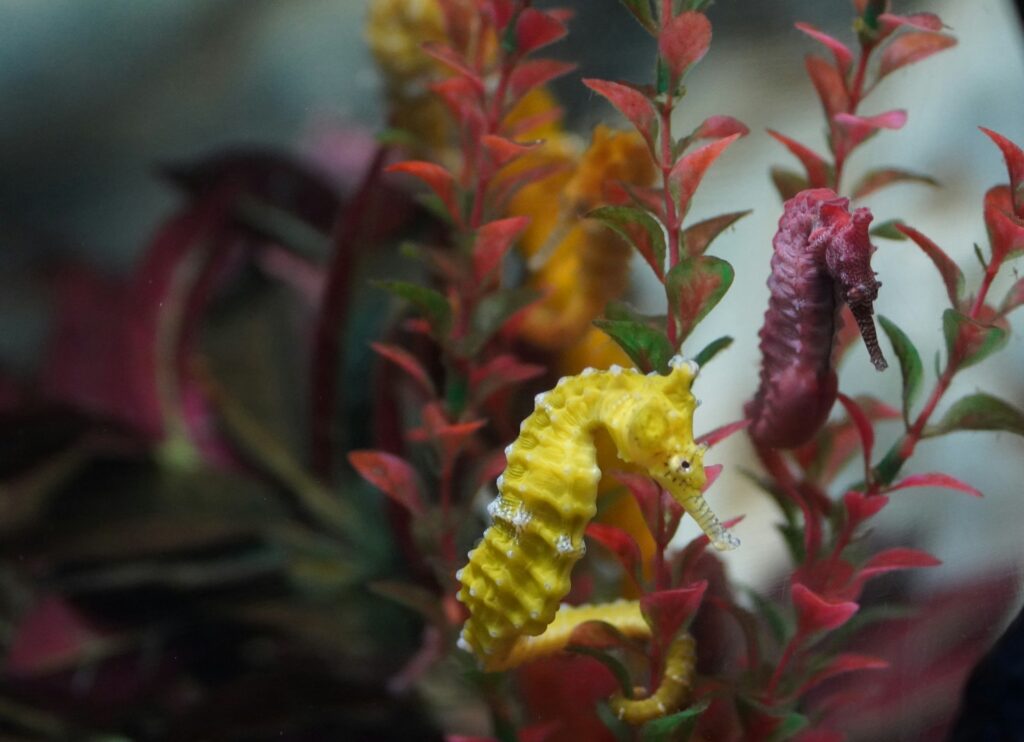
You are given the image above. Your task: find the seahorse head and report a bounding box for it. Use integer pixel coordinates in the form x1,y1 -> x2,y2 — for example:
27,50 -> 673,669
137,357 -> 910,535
818,201 -> 888,371
611,357 -> 739,551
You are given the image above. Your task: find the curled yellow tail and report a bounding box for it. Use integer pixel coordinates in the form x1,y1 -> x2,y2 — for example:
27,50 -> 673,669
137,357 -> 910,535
479,599 -> 696,726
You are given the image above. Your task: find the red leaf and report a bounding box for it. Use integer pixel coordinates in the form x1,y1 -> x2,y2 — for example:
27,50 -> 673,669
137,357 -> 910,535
585,523 -> 642,584
668,134 -> 741,214
469,354 -> 545,402
387,161 -> 460,225
857,547 -> 941,582
681,515 -> 745,555
486,0 -> 515,31
348,450 -> 426,515
508,59 -> 577,100
878,12 -> 945,34
878,32 -> 956,79
843,490 -> 889,525
658,11 -> 712,82
837,393 -> 874,481
768,130 -> 831,188
702,463 -> 724,492
610,471 -> 661,529
886,472 -> 983,498
985,186 -> 1024,264
799,653 -> 889,695
681,210 -> 751,258
420,42 -> 484,91
692,115 -> 749,141
696,419 -> 750,448
894,223 -> 964,306
792,583 -> 859,635
851,168 -> 938,199
515,8 -> 567,55
371,342 -> 435,396
6,595 -> 108,675
795,22 -> 854,75
834,110 -> 907,150
582,78 -> 658,156
640,581 -> 708,650
408,404 -> 488,461
482,135 -> 536,171
981,127 -> 1024,217
474,216 -> 530,280
806,55 -> 850,120
1000,277 -> 1024,315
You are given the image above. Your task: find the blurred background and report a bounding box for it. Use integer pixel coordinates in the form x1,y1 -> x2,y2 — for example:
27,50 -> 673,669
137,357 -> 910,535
0,0 -> 1022,739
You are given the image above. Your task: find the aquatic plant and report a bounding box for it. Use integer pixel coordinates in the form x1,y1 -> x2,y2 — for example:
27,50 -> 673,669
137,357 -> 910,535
350,0 -> 1023,739
0,0 -> 1020,740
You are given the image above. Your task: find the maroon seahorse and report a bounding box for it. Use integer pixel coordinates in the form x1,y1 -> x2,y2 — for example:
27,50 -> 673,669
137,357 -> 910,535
746,188 -> 887,449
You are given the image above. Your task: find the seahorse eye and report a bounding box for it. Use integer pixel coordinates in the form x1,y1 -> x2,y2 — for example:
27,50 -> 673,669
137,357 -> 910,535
680,460 -> 691,471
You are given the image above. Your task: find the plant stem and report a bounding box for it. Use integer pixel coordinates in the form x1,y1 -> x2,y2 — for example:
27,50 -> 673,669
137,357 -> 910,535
876,253 -> 999,485
833,47 -> 872,193
765,636 -> 798,698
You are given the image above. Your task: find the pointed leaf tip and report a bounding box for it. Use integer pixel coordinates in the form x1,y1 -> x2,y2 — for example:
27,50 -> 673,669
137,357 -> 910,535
658,11 -> 712,83
792,583 -> 858,635
349,450 -> 426,515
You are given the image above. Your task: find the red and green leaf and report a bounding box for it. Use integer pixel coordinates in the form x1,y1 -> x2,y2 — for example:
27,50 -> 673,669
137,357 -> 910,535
894,224 -> 964,306
665,256 -> 734,344
876,316 -> 923,426
852,168 -> 938,199
682,210 -> 751,257
925,393 -> 1024,438
473,216 -> 530,281
668,134 -> 742,215
658,11 -> 712,84
582,78 -> 659,157
768,131 -> 831,188
588,205 -> 667,280
878,31 -> 956,79
795,22 -> 853,75
885,472 -> 983,498
348,451 -> 426,515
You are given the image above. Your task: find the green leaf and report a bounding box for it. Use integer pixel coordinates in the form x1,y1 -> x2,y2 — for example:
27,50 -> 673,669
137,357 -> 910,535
567,645 -> 634,699
870,219 -> 908,240
877,316 -> 923,426
943,309 -> 1008,370
693,336 -> 733,368
462,288 -> 539,356
594,319 -> 674,374
770,712 -> 810,741
681,210 -> 752,257
665,256 -> 734,346
617,0 -> 657,33
375,280 -> 452,337
641,700 -> 710,742
770,167 -> 808,201
596,701 -> 633,742
926,393 -> 1024,438
589,205 -> 667,280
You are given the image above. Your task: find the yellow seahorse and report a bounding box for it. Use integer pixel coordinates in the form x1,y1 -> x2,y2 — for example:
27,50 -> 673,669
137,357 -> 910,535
456,358 -> 738,723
